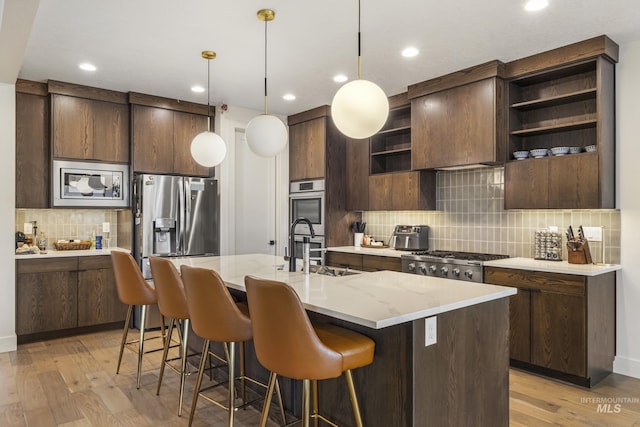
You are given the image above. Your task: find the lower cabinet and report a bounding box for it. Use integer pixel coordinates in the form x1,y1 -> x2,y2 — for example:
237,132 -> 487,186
16,255 -> 126,340
484,266 -> 615,387
325,251 -> 402,272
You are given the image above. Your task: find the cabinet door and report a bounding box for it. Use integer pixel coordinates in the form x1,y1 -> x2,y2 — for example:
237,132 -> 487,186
77,265 -> 126,327
362,255 -> 401,272
91,100 -> 129,163
509,289 -> 531,363
16,257 -> 79,335
173,111 -> 211,177
368,174 -> 392,210
132,105 -> 174,173
16,92 -> 49,208
412,79 -> 497,169
504,159 -> 549,209
346,138 -> 370,211
289,117 -> 325,181
548,153 -> 599,209
391,172 -> 419,210
531,291 -> 586,377
325,252 -> 363,270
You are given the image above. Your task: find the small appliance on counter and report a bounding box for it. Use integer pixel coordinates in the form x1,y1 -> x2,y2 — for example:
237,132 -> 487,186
389,225 -> 430,251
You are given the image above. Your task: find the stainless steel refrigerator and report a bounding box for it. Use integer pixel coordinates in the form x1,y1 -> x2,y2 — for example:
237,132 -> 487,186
133,174 -> 219,327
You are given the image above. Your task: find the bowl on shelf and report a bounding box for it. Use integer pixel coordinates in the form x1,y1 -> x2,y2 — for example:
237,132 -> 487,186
550,146 -> 570,156
585,145 -> 597,152
569,146 -> 583,154
513,150 -> 530,160
529,148 -> 549,158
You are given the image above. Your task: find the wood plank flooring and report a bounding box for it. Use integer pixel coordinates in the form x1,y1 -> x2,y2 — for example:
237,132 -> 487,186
0,329 -> 639,426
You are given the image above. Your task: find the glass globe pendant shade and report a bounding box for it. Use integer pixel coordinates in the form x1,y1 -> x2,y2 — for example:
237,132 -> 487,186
245,114 -> 288,157
331,79 -> 390,139
190,130 -> 227,167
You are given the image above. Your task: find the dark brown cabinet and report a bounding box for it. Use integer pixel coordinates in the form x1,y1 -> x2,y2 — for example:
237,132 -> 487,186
409,61 -> 507,170
16,255 -> 125,342
130,93 -> 212,176
325,251 -> 402,272
504,37 -> 617,209
369,171 -> 435,211
289,115 -> 326,181
15,80 -> 50,208
484,266 -> 615,387
345,137 -> 370,211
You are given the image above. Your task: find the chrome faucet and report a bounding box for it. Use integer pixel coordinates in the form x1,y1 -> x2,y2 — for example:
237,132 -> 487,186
289,217 -> 315,272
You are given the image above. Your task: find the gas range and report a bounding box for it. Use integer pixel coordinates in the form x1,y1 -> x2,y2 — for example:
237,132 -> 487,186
401,250 -> 509,283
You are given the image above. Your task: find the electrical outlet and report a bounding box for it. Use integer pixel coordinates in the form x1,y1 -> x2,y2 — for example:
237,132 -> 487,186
425,316 -> 437,347
582,226 -> 603,242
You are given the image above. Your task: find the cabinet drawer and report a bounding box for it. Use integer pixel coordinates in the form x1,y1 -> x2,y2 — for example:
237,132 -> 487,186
484,267 -> 585,296
17,257 -> 78,274
325,252 -> 363,270
78,255 -> 112,270
362,255 -> 402,272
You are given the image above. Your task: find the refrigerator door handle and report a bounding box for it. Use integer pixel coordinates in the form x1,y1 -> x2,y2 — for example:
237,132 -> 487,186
177,177 -> 185,255
183,178 -> 192,255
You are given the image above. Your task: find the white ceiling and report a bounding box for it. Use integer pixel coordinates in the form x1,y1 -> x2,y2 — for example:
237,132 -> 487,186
18,0 -> 640,116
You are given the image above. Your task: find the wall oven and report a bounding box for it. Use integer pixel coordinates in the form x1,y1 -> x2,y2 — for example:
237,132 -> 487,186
289,179 -> 325,236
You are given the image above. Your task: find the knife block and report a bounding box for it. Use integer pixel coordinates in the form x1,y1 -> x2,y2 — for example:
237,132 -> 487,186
567,239 -> 593,264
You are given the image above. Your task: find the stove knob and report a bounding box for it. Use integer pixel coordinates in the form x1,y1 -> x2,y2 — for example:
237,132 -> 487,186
428,265 -> 437,274
464,270 -> 473,279
418,265 -> 427,274
407,263 -> 416,272
452,268 -> 461,277
440,266 -> 449,276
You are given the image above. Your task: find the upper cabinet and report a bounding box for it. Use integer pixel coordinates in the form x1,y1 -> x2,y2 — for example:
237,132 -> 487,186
504,36 -> 618,209
16,80 -> 50,209
130,93 -> 212,177
409,61 -> 507,170
49,81 -> 129,163
288,108 -> 327,181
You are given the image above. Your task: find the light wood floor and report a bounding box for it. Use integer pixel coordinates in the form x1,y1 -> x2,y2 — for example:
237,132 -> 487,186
0,329 -> 639,426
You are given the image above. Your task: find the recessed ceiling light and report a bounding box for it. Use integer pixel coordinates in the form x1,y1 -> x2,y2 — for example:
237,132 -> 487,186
524,0 -> 549,11
191,85 -> 205,93
333,74 -> 348,83
402,47 -> 419,58
283,93 -> 296,101
78,63 -> 97,72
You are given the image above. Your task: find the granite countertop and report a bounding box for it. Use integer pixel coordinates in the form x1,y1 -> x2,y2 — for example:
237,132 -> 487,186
326,246 -> 406,258
483,257 -> 621,276
15,247 -> 129,259
170,253 -> 516,329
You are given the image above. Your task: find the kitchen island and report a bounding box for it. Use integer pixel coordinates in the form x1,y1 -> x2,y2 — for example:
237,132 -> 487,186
171,253 -> 516,427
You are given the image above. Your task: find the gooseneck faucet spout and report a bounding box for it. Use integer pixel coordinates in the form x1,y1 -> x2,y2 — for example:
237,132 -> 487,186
289,217 -> 315,272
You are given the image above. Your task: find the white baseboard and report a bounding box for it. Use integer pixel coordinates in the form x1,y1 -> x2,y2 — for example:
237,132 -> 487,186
0,334 -> 17,353
614,355 -> 640,379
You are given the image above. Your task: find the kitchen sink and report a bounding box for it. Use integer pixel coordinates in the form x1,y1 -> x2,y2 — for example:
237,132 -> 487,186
310,265 -> 359,277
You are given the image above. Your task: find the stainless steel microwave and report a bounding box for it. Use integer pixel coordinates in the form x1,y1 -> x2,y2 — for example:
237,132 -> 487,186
53,160 -> 130,207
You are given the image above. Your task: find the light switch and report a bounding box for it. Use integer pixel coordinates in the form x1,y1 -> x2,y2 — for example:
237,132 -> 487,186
583,226 -> 603,242
425,316 -> 437,347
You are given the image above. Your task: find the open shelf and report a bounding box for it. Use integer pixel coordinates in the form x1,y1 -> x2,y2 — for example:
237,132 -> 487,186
376,125 -> 411,136
511,88 -> 597,111
371,147 -> 411,156
511,119 -> 597,137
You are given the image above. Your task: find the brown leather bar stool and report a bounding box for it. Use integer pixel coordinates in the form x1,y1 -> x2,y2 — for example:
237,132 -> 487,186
110,250 -> 165,389
149,256 -> 194,417
245,275 -> 375,427
181,265 -> 286,427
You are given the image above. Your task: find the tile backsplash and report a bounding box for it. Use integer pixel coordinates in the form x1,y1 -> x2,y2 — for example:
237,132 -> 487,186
15,209 -> 120,249
363,167 -> 621,264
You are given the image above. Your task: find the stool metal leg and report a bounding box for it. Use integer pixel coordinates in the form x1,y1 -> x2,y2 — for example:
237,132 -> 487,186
240,341 -> 246,405
116,304 -> 133,374
227,341 -> 236,427
312,380 -> 319,427
259,372 -> 277,427
274,376 -> 287,425
178,319 -> 190,417
156,318 -> 175,395
136,304 -> 148,389
188,339 -> 210,427
302,379 -> 311,427
345,369 -> 364,427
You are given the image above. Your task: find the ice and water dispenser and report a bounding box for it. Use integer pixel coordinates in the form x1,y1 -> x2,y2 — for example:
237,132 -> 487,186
153,218 -> 177,255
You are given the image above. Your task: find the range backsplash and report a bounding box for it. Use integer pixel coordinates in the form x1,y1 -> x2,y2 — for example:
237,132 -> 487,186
363,167 -> 621,264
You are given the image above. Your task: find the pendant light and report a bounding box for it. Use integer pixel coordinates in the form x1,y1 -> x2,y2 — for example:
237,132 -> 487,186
331,0 -> 389,139
191,51 -> 227,167
246,9 -> 288,157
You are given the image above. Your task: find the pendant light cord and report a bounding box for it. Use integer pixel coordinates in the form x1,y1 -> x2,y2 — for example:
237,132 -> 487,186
357,0 -> 361,80
264,18 -> 269,114
207,57 -> 212,131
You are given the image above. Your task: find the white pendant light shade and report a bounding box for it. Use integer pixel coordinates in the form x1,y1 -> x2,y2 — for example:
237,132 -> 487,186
246,114 -> 288,157
331,79 -> 389,139
190,130 -> 227,167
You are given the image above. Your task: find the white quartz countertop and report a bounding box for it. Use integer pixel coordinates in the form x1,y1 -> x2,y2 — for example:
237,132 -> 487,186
483,257 -> 621,276
170,253 -> 516,329
327,246 -> 406,258
15,247 -> 129,259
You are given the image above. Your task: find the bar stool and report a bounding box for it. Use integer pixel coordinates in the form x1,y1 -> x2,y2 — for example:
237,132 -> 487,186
244,275 -> 375,427
149,256 -> 194,417
110,250 -> 165,389
180,265 -> 286,427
